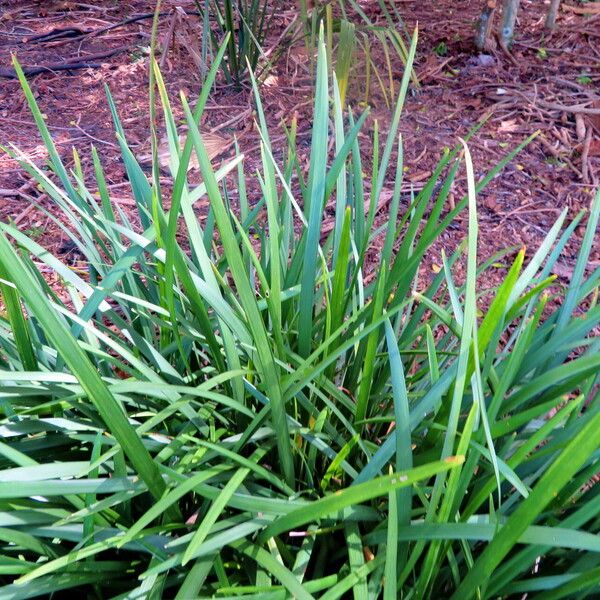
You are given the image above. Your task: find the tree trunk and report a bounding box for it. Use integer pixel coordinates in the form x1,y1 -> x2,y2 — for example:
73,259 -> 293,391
500,0 -> 520,48
475,0 -> 497,50
545,0 -> 561,29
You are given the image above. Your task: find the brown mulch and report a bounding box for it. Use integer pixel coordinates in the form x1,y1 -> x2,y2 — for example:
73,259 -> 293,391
0,0 -> 599,292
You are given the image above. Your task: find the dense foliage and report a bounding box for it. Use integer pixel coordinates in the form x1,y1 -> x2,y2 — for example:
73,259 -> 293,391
0,28 -> 599,599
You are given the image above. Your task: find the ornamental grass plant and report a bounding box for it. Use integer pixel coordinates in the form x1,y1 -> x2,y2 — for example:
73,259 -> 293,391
0,28 -> 598,599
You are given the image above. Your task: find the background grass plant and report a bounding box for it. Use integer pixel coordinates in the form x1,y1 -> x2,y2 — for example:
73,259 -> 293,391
0,26 -> 598,599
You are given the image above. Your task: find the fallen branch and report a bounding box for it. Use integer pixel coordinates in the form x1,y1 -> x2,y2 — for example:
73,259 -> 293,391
563,3 -> 600,15
533,98 -> 600,115
501,89 -> 600,116
24,27 -> 88,44
0,46 -> 131,78
22,10 -> 201,45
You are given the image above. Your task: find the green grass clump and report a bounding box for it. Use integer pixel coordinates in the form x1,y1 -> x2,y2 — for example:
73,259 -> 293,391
195,0 -> 280,86
0,29 -> 599,599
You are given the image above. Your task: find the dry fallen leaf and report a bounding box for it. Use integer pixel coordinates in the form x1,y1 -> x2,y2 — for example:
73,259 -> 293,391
484,196 -> 499,212
263,75 -> 279,88
140,131 -> 231,171
498,119 -> 519,134
575,114 -> 586,142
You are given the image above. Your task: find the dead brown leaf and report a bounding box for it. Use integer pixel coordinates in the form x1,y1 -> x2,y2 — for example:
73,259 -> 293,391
498,119 -> 519,134
140,131 -> 231,171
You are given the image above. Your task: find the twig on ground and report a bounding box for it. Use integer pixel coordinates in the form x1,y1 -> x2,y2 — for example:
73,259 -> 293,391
70,122 -> 118,148
210,109 -> 252,134
534,98 -> 600,115
581,126 -> 593,183
13,201 -> 38,226
538,134 -> 583,178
